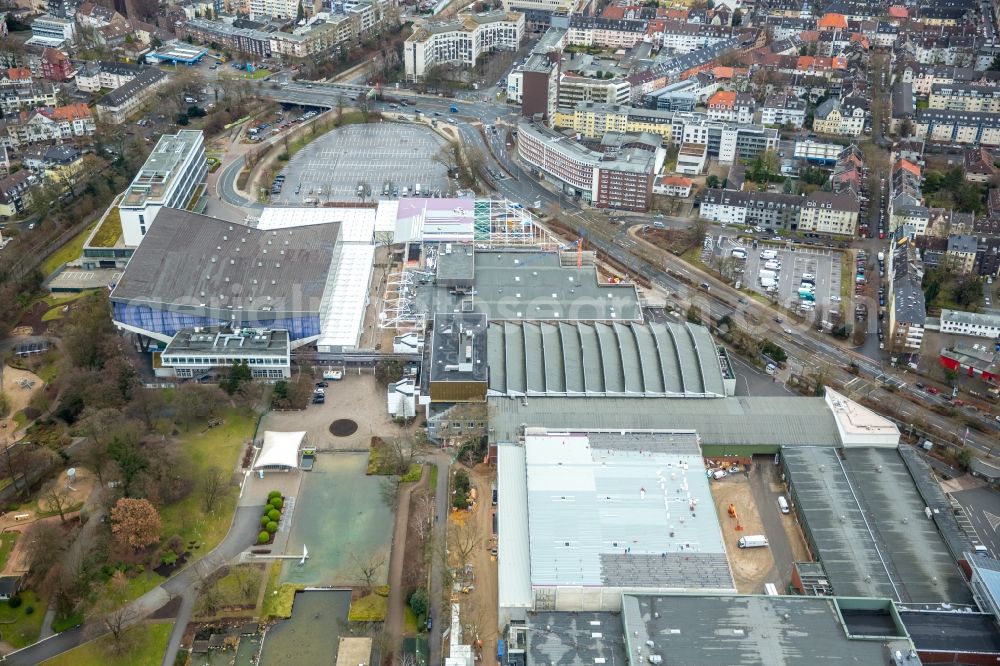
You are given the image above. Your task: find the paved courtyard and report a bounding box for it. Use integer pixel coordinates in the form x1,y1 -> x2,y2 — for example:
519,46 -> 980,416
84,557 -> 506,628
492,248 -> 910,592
261,373 -> 409,451
272,123 -> 451,204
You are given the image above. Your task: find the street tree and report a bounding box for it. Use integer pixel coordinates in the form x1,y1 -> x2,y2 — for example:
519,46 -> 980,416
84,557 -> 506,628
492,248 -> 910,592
89,571 -> 135,654
350,549 -> 387,593
449,517 -> 482,569
200,467 -> 228,513
43,481 -> 71,523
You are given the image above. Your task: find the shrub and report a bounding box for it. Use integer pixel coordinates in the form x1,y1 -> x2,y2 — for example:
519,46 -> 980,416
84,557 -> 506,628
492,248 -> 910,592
269,497 -> 283,511
267,509 -> 280,522
261,515 -> 271,527
25,606 -> 34,615
162,551 -> 178,566
266,521 -> 278,533
258,531 -> 270,544
8,596 -> 21,608
268,491 -> 282,501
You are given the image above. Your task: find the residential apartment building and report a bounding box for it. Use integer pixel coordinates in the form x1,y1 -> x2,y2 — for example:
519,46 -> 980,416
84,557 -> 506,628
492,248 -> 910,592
0,103 -> 95,149
40,48 -> 74,82
761,94 -> 807,128
95,67 -> 167,124
554,103 -> 674,142
705,90 -> 754,124
928,83 -> 1000,113
404,11 -> 524,81
557,75 -> 631,113
75,61 -> 144,93
0,170 -> 33,218
698,189 -> 803,230
797,191 -> 860,236
887,239 -> 926,356
0,84 -> 58,114
812,96 -> 867,136
180,19 -> 273,58
658,21 -> 732,53
249,0 -> 298,20
939,309 -> 1000,339
269,13 -> 359,58
118,130 -> 207,247
566,16 -> 647,50
506,26 -> 564,119
903,64 -> 1000,96
913,109 -> 1000,147
517,120 -> 661,211
946,233 -> 980,274
653,175 -> 694,197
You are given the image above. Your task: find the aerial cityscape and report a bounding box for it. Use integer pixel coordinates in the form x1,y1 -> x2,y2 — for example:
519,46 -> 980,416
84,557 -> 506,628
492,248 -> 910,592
1,0 -> 1000,662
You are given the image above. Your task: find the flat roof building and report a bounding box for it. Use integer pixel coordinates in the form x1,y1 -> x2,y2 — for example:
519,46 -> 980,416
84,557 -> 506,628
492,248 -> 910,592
118,130 -> 207,247
427,313 -> 489,403
159,326 -> 290,379
621,594 -> 920,665
498,432 -> 734,624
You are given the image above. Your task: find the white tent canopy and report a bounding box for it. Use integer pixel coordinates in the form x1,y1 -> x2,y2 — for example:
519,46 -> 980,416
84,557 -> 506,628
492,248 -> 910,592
254,431 -> 305,471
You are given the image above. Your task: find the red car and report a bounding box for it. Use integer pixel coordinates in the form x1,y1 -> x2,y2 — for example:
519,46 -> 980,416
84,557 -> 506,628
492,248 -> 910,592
926,386 -> 940,395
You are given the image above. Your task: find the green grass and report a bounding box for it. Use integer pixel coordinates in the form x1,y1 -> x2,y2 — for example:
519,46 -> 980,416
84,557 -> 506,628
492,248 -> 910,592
404,605 -> 420,635
122,570 -> 162,601
51,611 -> 84,633
89,207 -> 122,248
261,562 -> 302,620
158,408 -> 255,558
348,590 -> 388,622
400,464 -> 423,483
40,219 -> 99,277
40,621 -> 171,666
241,68 -> 271,80
12,411 -> 27,428
0,532 -> 17,570
428,464 -> 438,490
0,590 -> 47,648
195,564 -> 263,617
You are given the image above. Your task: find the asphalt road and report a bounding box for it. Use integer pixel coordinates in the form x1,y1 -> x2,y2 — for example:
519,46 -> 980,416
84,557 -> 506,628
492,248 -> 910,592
747,458 -> 796,590
952,487 -> 1000,557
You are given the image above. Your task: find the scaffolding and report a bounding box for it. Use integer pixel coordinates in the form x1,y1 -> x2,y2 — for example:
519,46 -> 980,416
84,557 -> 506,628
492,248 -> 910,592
378,269 -> 426,332
474,197 -> 558,248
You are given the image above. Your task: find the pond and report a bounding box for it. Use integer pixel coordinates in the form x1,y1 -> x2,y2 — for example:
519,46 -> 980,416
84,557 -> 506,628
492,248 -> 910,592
280,452 -> 394,586
259,590 -> 352,666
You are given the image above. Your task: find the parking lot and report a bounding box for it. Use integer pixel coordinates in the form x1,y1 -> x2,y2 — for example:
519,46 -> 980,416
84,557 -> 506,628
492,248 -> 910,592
736,241 -> 843,317
273,123 -> 451,203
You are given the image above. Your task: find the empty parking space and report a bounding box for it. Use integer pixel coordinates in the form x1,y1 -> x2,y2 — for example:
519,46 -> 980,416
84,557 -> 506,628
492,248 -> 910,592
274,123 -> 451,204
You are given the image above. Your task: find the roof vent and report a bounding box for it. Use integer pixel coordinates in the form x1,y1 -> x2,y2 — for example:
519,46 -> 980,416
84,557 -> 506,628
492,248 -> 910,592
230,259 -> 235,265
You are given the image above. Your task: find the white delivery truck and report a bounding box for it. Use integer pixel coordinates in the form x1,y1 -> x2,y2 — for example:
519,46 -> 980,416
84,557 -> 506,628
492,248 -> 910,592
760,277 -> 776,289
738,535 -> 769,549
758,269 -> 776,281
764,260 -> 781,271
760,249 -> 777,260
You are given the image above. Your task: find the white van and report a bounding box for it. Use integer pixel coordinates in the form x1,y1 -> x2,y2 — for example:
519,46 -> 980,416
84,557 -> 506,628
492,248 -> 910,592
738,535 -> 769,549
764,260 -> 781,271
760,249 -> 777,260
802,273 -> 815,281
777,496 -> 789,514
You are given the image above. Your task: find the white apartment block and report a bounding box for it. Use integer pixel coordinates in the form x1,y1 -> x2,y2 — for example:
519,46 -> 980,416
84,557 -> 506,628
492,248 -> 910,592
797,191 -> 860,236
0,84 -> 58,114
75,61 -> 144,93
557,75 -> 631,112
939,309 -> 1000,339
761,95 -> 807,128
250,0 -> 299,20
405,11 -> 524,81
95,68 -> 167,124
566,17 -> 647,50
658,23 -> 732,54
118,130 -> 207,247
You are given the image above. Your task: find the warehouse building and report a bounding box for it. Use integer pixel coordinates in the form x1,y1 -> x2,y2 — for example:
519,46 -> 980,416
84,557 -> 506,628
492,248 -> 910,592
498,432 -> 735,624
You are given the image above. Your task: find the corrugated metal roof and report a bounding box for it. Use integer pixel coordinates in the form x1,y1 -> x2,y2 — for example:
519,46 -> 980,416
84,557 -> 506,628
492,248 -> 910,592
487,321 -> 727,398
488,396 -> 841,446
497,443 -> 532,611
523,433 -> 732,589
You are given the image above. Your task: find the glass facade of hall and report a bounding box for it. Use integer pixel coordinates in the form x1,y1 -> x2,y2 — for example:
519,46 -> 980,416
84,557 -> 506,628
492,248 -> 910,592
112,302 -> 321,340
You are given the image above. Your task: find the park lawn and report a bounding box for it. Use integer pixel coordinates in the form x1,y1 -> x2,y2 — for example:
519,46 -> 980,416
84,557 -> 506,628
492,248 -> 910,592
0,532 -> 17,570
242,68 -> 271,80
195,563 -> 263,617
40,219 -> 99,277
40,621 -> 171,666
158,408 -> 255,556
123,570 -> 163,601
428,464 -> 438,491
0,590 -> 47,648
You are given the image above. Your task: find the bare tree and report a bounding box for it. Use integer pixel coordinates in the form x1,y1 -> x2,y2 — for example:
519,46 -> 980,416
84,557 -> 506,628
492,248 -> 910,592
449,518 -> 482,569
43,481 -> 71,523
23,521 -> 66,576
350,549 -> 387,593
89,571 -> 136,654
412,490 -> 434,543
200,467 -> 227,514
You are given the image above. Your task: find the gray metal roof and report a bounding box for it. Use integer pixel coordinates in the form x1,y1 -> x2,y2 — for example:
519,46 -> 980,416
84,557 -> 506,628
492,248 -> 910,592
110,208 -> 337,319
162,327 -> 289,358
415,250 -> 642,322
622,594 -> 920,665
523,432 -> 733,590
525,612 -> 627,666
435,244 -> 475,283
784,446 -> 973,605
899,610 -> 1000,655
497,443 -> 532,612
486,321 -> 726,398
488,396 -> 841,446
